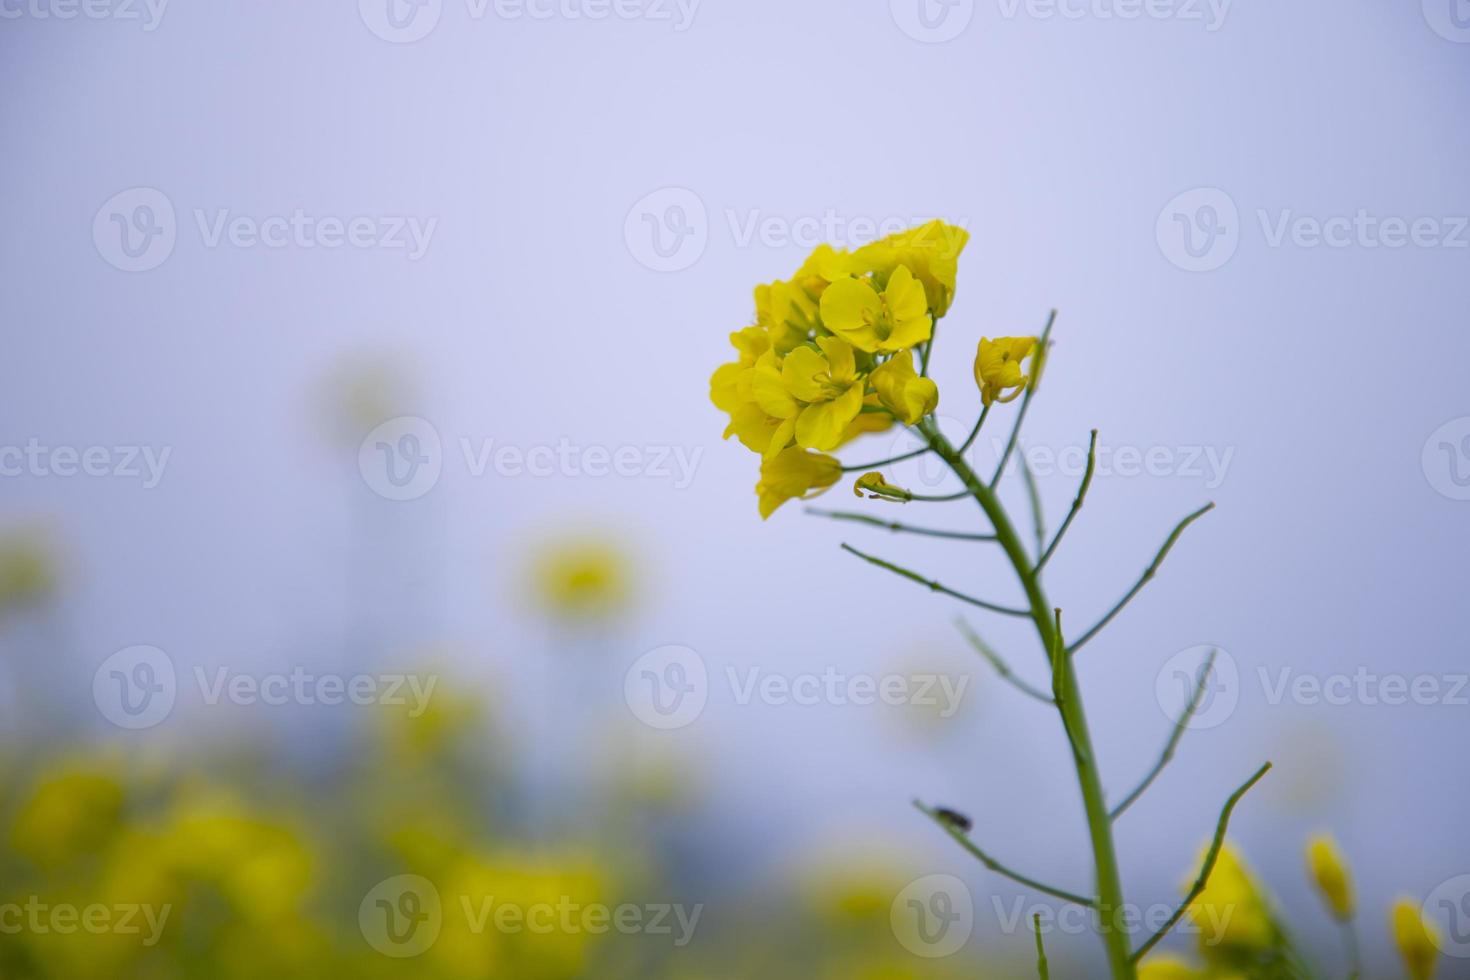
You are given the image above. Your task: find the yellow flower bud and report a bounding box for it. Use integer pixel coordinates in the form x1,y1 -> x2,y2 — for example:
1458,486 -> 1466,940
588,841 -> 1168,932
853,472 -> 911,502
1392,898 -> 1440,980
1305,834 -> 1355,921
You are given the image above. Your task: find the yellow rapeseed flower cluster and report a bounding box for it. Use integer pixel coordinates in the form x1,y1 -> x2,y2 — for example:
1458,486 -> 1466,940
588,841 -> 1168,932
710,222 -> 969,518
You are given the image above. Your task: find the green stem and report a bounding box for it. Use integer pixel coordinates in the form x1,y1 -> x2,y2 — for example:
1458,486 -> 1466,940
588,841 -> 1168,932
1130,762 -> 1272,964
956,618 -> 1055,704
1069,503 -> 1215,655
1110,648 -> 1218,821
807,509 -> 996,541
840,445 -> 929,473
839,543 -> 1031,618
924,423 -> 1136,980
1033,913 -> 1051,980
915,802 -> 1095,907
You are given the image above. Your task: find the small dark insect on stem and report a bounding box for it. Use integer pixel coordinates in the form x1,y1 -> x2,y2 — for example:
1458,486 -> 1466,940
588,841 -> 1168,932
932,807 -> 973,834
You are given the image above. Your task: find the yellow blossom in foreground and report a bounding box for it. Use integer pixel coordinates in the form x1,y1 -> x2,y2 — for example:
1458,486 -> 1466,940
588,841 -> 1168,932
1305,834 -> 1355,921
820,265 -> 931,353
755,278 -> 818,353
783,337 -> 867,451
757,448 -> 841,518
838,394 -> 897,444
974,336 -> 1037,405
852,219 -> 970,317
1392,899 -> 1440,980
868,349 -> 938,424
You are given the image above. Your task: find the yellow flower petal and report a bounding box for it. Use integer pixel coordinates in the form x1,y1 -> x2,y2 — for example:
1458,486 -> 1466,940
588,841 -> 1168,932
752,350 -> 799,418
756,448 -> 841,518
819,277 -> 883,352
795,384 -> 865,451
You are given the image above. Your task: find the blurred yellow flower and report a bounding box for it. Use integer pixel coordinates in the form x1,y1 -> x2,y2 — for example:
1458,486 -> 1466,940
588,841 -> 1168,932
532,536 -> 635,621
1137,954 -> 1206,980
0,526 -> 56,615
1392,898 -> 1440,980
1187,843 -> 1278,959
11,763 -> 125,868
1305,833 -> 1355,921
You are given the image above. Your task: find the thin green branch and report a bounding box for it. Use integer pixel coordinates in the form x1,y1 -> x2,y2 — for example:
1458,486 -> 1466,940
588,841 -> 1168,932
1110,649 -> 1219,821
1020,451 -> 1046,558
808,509 -> 996,541
920,314 -> 939,375
1037,429 -> 1098,572
1129,762 -> 1273,964
1033,914 -> 1051,980
955,618 -> 1054,704
840,445 -> 929,473
957,403 -> 992,456
914,801 -> 1096,907
907,489 -> 973,503
989,309 -> 1057,489
840,543 -> 1030,618
1069,503 -> 1216,655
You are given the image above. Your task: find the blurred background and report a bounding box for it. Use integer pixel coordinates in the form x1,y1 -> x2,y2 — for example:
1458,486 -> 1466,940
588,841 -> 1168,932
1,0 -> 1468,976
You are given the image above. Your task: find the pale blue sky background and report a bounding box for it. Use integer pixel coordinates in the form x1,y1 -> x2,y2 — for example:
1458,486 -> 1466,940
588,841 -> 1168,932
2,0 -> 1468,971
